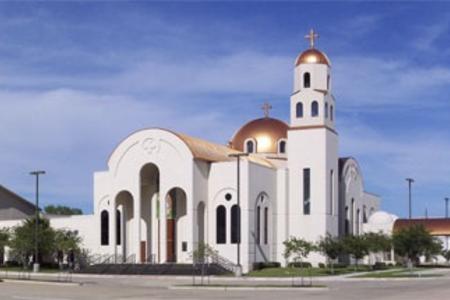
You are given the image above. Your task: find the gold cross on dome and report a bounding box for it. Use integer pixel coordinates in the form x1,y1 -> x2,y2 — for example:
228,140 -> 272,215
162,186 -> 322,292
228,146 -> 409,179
262,102 -> 272,118
305,28 -> 319,48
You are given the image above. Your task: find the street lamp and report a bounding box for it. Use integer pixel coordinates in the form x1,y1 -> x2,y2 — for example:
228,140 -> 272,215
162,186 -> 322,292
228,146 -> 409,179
405,178 -> 414,219
30,170 -> 46,273
445,197 -> 449,219
228,152 -> 249,277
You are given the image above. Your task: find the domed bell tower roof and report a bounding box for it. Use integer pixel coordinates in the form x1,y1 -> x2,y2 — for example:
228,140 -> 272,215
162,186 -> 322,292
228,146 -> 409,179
295,29 -> 331,67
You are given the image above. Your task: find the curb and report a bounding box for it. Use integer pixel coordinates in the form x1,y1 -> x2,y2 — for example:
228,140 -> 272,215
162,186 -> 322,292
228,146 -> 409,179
169,285 -> 329,291
1,279 -> 82,287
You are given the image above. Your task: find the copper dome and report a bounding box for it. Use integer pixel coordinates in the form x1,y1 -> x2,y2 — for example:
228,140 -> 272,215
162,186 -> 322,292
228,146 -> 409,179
230,117 -> 288,153
295,48 -> 331,67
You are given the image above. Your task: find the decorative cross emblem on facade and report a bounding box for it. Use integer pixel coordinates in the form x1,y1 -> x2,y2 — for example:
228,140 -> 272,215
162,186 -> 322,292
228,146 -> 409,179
304,28 -> 319,49
262,102 -> 272,118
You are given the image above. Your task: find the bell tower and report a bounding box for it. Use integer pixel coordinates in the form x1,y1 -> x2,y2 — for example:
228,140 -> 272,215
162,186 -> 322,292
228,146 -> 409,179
287,29 -> 339,264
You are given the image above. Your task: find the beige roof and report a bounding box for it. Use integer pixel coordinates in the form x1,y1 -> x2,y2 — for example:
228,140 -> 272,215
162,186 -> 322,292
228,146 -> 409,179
173,131 -> 274,168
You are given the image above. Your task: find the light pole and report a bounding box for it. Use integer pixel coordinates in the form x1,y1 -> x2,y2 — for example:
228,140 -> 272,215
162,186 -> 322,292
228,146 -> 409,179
405,178 -> 414,219
30,170 -> 46,273
228,152 -> 248,277
445,197 -> 449,219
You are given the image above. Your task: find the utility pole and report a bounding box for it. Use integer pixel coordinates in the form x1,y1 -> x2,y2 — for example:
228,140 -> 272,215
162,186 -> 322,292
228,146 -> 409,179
445,197 -> 449,219
405,178 -> 414,219
228,152 -> 248,277
30,170 -> 46,273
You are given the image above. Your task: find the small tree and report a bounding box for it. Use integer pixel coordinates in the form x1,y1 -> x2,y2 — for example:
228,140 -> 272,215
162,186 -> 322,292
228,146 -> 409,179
442,250 -> 450,265
54,229 -> 82,269
342,235 -> 369,270
191,242 -> 218,285
283,237 -> 315,286
317,234 -> 343,274
364,232 -> 392,265
9,217 -> 56,267
392,224 -> 442,267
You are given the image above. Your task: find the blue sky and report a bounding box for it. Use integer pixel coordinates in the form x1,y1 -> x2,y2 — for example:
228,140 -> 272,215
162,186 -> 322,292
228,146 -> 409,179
1,1 -> 450,218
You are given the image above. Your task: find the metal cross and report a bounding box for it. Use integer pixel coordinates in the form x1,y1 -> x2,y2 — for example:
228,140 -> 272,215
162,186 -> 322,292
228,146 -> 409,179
305,28 -> 319,48
262,102 -> 272,118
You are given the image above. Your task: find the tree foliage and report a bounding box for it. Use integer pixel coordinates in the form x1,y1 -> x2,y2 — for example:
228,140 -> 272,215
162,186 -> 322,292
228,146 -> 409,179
364,232 -> 392,253
342,234 -> 369,266
317,234 -> 343,274
44,205 -> 83,216
8,217 -> 82,267
283,237 -> 315,263
392,224 -> 442,263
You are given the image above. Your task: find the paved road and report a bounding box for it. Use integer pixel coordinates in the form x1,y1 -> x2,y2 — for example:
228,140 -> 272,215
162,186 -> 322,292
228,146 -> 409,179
1,271 -> 450,300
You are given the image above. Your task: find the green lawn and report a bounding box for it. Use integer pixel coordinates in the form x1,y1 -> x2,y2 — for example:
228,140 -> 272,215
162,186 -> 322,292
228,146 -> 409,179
246,266 -> 373,277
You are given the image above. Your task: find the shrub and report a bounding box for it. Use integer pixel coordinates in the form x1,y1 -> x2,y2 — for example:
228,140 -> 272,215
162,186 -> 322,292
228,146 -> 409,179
318,263 -> 326,269
332,262 -> 348,269
288,262 -> 312,268
252,262 -> 281,271
372,262 -> 388,270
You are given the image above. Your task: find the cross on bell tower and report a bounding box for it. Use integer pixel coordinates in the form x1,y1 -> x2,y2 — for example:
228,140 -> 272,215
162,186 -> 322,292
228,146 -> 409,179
304,28 -> 319,48
261,102 -> 272,118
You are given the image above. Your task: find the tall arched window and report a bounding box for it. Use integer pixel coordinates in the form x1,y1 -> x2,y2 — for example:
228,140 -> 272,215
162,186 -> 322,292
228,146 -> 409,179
231,205 -> 240,244
279,140 -> 286,154
330,105 -> 334,121
296,102 -> 303,118
345,206 -> 349,235
100,210 -> 109,246
303,72 -> 311,88
246,140 -> 255,153
325,102 -> 329,119
311,101 -> 319,117
256,206 -> 261,245
264,207 -> 268,245
116,210 -> 121,246
356,209 -> 360,235
363,205 -> 368,223
216,205 -> 226,244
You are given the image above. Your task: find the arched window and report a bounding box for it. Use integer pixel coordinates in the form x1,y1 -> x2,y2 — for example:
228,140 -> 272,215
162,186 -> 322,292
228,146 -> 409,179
356,209 -> 360,235
303,72 -> 311,88
264,207 -> 268,245
279,140 -> 286,154
256,206 -> 261,244
363,205 -> 368,223
216,205 -> 226,244
231,205 -> 240,244
116,210 -> 121,246
330,105 -> 334,121
325,102 -> 329,119
296,102 -> 303,118
327,75 -> 330,90
246,140 -> 255,153
100,210 -> 109,246
311,101 -> 319,117
345,206 -> 349,235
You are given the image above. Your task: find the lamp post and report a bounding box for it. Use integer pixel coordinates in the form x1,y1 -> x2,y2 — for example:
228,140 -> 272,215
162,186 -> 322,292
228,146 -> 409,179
445,197 -> 449,219
228,152 -> 248,277
405,178 -> 414,219
30,170 -> 46,273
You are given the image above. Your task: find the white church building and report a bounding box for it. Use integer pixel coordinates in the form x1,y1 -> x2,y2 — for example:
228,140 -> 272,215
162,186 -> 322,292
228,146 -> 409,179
1,31 -> 381,273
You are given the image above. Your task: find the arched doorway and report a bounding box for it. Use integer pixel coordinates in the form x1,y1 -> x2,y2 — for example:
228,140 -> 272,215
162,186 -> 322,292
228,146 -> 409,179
115,191 -> 134,260
165,187 -> 187,263
140,163 -> 160,263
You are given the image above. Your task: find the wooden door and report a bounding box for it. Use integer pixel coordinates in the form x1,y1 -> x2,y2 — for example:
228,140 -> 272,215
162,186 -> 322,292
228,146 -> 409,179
140,241 -> 146,263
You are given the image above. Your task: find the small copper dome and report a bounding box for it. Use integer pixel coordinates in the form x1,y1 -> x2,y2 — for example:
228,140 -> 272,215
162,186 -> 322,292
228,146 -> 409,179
230,117 -> 288,153
295,48 -> 331,67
